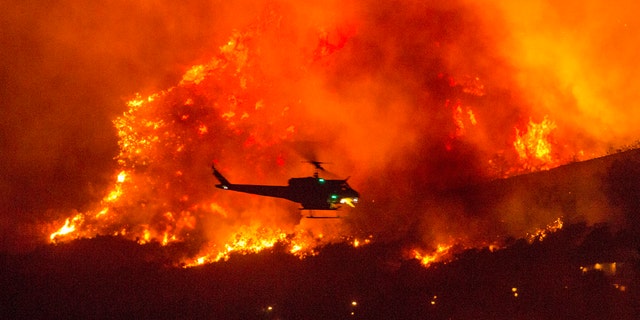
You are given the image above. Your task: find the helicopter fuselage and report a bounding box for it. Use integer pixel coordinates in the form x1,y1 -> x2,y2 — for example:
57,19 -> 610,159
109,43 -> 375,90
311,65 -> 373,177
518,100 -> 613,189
213,167 -> 359,210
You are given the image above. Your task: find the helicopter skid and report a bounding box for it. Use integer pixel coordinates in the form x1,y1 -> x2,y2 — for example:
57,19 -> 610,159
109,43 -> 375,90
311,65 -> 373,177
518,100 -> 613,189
306,215 -> 342,219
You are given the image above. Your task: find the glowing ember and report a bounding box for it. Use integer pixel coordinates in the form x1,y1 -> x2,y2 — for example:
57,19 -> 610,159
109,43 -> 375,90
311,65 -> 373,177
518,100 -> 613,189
350,235 -> 373,248
116,170 -> 126,183
410,218 -> 564,268
451,101 -> 477,138
180,64 -> 207,85
526,218 -> 564,243
445,94 -> 478,137
412,243 -> 454,267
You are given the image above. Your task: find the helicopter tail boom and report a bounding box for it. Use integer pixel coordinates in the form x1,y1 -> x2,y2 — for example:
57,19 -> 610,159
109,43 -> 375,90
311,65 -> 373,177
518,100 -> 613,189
212,166 -> 291,200
212,166 -> 231,189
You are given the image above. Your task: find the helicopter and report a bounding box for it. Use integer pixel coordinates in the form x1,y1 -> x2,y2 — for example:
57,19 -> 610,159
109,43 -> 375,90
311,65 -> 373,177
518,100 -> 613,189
212,161 -> 359,217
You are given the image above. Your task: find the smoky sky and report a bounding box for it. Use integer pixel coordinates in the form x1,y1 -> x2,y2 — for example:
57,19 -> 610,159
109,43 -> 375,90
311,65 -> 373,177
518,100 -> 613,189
0,0 -> 261,249
2,0 -> 639,252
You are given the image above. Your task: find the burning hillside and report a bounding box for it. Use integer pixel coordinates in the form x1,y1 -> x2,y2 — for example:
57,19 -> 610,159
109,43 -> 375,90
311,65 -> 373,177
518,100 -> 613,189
21,0 -> 632,265
2,0 -> 640,318
3,219 -> 640,319
2,2 -> 640,315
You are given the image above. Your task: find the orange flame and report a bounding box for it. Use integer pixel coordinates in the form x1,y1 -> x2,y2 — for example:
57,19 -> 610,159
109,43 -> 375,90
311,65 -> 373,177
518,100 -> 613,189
45,13 -> 366,267
411,217 -> 564,268
412,243 -> 454,267
526,217 -> 564,243
50,213 -> 84,243
45,3 -> 581,270
183,228 -> 325,267
514,116 -> 557,170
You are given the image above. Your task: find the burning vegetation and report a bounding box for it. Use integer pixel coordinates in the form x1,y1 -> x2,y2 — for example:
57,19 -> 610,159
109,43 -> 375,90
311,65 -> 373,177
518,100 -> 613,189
37,0 -> 637,269
3,0 -> 640,317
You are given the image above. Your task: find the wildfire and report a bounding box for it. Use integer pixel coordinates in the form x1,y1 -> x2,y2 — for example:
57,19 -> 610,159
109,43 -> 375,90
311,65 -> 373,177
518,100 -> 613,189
44,3 -> 587,270
450,100 -> 477,139
514,116 -> 558,170
347,234 -> 373,249
43,4 -> 376,268
410,218 -> 565,268
412,243 -> 455,267
526,217 -> 564,243
182,232 -> 373,268
50,213 -> 84,242
183,228 -> 326,267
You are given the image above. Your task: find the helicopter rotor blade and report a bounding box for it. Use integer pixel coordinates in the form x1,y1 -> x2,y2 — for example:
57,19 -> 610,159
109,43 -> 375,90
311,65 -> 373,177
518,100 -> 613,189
288,140 -> 339,177
302,160 -> 329,171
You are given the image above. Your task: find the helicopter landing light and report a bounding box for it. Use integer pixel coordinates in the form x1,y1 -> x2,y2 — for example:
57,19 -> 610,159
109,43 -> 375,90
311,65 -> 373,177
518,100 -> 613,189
340,197 -> 357,207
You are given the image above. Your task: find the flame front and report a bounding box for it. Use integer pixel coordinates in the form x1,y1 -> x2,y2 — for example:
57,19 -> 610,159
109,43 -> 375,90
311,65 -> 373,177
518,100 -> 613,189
41,1 -> 628,268
50,214 -> 83,242
47,8 -> 362,264
413,244 -> 454,267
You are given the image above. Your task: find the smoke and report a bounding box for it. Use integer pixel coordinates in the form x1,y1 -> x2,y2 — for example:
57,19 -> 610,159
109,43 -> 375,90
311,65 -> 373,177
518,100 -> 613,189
0,0 -> 266,250
329,0 -> 640,245
487,0 -> 640,150
1,0 -> 638,253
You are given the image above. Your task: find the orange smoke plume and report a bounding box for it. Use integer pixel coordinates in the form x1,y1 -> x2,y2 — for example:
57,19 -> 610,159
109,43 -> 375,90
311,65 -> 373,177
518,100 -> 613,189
2,0 -> 637,265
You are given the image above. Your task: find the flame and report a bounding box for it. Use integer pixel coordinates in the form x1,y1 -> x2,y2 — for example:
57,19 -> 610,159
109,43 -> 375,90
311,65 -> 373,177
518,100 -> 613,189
181,65 -> 207,85
183,227 -> 325,267
514,116 -> 558,170
350,235 -> 373,248
412,243 -> 454,267
447,96 -> 479,137
42,2 -> 601,269
44,7 -> 368,267
50,213 -> 83,242
116,170 -> 126,183
526,217 -> 564,243
410,217 -> 564,268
